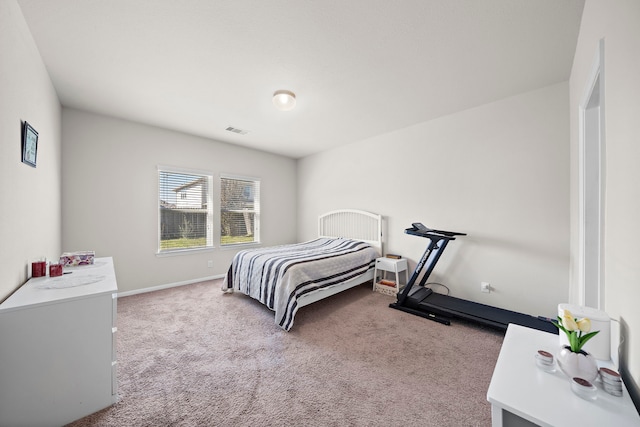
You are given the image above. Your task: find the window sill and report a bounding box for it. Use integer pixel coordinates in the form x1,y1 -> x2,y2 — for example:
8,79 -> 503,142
219,242 -> 261,251
156,247 -> 215,257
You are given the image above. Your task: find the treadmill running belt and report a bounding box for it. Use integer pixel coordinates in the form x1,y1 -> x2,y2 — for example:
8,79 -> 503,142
417,292 -> 557,334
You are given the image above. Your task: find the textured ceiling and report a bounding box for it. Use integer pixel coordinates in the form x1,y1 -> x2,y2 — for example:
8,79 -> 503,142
17,0 -> 584,159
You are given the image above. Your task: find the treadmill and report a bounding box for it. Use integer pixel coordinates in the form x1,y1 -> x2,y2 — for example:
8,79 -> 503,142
389,223 -> 557,334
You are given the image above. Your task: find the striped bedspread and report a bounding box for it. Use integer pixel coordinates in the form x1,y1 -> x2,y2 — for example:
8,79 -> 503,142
222,238 -> 378,330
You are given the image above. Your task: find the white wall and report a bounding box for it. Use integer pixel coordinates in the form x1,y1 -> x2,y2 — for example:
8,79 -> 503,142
0,0 -> 62,302
62,108 -> 297,293
569,0 -> 640,404
298,82 -> 570,318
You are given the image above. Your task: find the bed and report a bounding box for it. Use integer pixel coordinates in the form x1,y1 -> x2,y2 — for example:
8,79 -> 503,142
221,209 -> 383,330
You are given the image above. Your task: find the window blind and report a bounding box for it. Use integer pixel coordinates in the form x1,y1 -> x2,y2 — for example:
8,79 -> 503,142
220,175 -> 260,245
158,168 -> 213,252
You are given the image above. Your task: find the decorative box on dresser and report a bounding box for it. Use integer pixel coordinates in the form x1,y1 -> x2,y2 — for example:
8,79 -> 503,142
0,257 -> 118,427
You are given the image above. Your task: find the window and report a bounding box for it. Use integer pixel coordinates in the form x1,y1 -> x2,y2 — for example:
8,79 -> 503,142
158,167 -> 213,253
220,175 -> 260,246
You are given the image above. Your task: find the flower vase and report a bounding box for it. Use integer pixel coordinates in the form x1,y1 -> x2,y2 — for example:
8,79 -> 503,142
556,346 -> 598,382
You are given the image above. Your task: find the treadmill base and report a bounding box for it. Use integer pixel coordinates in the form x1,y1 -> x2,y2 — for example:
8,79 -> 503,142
390,290 -> 557,334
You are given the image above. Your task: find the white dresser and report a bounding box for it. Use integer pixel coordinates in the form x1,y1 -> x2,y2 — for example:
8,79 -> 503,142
0,257 -> 118,427
487,324 -> 640,426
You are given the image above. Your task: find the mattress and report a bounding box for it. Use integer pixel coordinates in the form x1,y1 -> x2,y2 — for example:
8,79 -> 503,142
223,238 -> 378,330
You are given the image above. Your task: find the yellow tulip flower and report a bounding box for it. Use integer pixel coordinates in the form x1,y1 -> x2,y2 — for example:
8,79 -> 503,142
577,317 -> 592,333
562,310 -> 579,331
553,309 -> 600,353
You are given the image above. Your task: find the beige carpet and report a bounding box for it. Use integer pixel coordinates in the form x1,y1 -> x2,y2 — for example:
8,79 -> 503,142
67,280 -> 504,426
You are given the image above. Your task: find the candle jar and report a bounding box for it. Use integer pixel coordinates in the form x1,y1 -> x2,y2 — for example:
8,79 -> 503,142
571,377 -> 598,401
49,263 -> 63,277
32,261 -> 47,277
535,350 -> 556,373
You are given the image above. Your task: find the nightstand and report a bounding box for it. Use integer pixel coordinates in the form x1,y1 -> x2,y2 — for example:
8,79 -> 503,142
373,257 -> 408,295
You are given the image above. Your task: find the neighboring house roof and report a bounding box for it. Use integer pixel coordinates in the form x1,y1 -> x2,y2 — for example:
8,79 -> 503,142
173,177 -> 206,193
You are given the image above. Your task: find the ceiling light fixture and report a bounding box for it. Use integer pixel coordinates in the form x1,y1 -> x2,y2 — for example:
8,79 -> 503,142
272,90 -> 296,111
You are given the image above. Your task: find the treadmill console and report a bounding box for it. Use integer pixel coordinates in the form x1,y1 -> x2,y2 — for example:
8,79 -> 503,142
406,223 -> 466,238
411,222 -> 430,232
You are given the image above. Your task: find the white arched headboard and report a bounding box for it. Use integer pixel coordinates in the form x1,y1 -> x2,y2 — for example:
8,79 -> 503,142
318,209 -> 383,254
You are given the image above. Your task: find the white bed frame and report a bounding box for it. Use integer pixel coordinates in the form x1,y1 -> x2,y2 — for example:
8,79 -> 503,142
296,209 -> 383,309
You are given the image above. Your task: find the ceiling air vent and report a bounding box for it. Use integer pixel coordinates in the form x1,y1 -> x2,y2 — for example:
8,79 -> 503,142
225,126 -> 248,135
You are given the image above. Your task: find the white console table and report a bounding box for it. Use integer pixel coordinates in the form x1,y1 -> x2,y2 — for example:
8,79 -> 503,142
0,257 -> 118,427
487,324 -> 640,427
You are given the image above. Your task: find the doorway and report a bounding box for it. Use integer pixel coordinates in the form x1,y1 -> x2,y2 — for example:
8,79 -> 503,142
578,40 -> 605,309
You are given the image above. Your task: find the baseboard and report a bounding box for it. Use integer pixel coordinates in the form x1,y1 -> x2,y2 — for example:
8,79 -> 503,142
117,274 -> 225,298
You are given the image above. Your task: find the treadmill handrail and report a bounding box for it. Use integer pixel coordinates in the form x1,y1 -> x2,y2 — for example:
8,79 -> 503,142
396,223 -> 466,307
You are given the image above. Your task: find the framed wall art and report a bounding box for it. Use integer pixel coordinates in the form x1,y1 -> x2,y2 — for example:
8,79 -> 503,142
22,121 -> 38,167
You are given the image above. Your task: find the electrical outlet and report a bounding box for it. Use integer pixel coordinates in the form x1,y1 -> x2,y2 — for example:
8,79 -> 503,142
481,282 -> 491,293
207,260 -> 213,268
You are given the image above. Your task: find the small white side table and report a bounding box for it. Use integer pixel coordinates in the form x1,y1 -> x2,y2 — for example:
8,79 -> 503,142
373,257 -> 408,295
487,324 -> 640,427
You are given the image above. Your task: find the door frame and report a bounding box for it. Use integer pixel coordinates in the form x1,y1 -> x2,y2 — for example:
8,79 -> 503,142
577,39 -> 605,308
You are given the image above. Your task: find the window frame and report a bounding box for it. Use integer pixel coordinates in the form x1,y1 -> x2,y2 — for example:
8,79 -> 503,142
157,165 -> 214,256
219,173 -> 261,247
